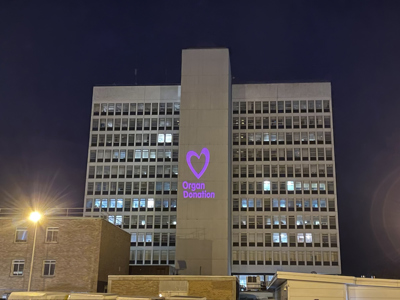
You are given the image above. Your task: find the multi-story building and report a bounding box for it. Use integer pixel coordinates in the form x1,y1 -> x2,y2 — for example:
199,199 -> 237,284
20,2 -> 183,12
0,216 -> 129,294
85,85 -> 181,270
83,48 -> 341,281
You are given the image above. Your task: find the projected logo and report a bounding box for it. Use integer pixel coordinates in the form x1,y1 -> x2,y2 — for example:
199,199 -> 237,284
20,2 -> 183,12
182,147 -> 215,198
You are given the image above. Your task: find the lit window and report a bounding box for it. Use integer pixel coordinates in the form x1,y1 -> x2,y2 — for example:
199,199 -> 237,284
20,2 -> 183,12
263,181 -> 271,191
297,233 -> 304,243
108,216 -> 115,224
158,134 -> 165,143
109,199 -> 116,208
273,233 -> 280,243
305,233 -> 313,243
46,228 -> 59,243
43,260 -> 56,276
241,199 -> 247,208
147,198 -> 154,209
311,182 -> 318,191
277,201 -> 284,211
296,215 -> 303,227
165,134 -> 172,143
280,233 -> 288,243
287,181 -> 294,191
15,228 -> 27,243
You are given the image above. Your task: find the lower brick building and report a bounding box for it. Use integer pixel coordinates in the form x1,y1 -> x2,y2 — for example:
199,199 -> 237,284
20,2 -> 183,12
0,216 -> 130,295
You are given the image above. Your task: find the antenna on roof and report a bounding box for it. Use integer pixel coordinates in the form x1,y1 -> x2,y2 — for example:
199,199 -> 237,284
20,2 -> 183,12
134,68 -> 138,85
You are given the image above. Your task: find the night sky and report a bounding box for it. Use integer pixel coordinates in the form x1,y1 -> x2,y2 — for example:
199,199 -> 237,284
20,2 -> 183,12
2,0 -> 400,277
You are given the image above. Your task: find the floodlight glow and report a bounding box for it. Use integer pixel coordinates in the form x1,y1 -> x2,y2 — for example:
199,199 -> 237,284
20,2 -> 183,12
29,212 -> 41,223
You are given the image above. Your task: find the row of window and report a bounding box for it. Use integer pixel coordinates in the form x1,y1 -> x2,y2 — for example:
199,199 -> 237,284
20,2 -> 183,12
233,198 -> 336,212
88,163 -> 334,181
93,102 -> 180,116
15,227 -> 58,243
233,115 -> 331,130
233,131 -> 332,145
90,164 -> 335,180
232,148 -> 333,161
11,260 -> 55,277
130,232 -> 175,247
233,164 -> 334,178
87,180 -> 335,196
107,214 -> 177,229
86,198 -> 177,212
232,215 -> 337,230
232,100 -> 331,114
232,180 -> 335,195
92,117 -> 180,131
86,181 -> 179,195
88,164 -> 333,179
232,232 -> 338,248
90,133 -> 179,147
231,250 -> 339,267
89,149 -> 179,163
89,164 -> 334,180
88,164 -> 179,179
129,249 -> 175,265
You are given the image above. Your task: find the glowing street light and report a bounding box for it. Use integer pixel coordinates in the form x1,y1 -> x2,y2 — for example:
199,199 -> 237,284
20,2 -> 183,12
29,212 -> 41,223
27,211 -> 41,292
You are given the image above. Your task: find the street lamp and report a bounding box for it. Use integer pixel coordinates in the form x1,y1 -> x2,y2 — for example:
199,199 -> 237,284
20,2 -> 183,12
27,211 -> 41,292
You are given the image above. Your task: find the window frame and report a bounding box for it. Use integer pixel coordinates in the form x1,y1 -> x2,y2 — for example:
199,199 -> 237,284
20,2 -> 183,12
15,228 -> 28,243
45,227 -> 59,243
42,260 -> 56,277
11,259 -> 25,276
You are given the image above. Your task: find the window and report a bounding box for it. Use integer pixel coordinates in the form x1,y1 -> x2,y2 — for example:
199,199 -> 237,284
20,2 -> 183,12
263,181 -> 270,192
12,260 -> 24,276
43,260 -> 56,276
46,227 -> 59,243
15,228 -> 27,243
297,233 -> 305,243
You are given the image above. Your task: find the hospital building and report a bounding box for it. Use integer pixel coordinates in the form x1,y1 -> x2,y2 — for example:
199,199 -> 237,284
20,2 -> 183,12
83,48 -> 341,283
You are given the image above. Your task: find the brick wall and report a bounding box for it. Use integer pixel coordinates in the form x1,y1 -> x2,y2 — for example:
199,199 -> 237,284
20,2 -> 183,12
0,217 -> 129,294
108,275 -> 238,300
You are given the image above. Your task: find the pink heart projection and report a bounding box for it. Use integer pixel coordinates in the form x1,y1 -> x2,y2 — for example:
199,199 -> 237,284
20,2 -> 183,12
186,148 -> 210,179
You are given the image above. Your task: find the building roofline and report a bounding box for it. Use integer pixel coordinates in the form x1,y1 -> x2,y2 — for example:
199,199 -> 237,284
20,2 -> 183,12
93,83 -> 181,87
268,271 -> 400,290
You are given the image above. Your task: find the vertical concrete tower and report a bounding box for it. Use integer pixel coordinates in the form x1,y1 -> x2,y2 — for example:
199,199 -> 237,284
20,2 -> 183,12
176,49 -> 231,275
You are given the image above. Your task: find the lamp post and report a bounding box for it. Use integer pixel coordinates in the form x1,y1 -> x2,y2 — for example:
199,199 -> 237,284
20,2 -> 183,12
27,212 -> 41,292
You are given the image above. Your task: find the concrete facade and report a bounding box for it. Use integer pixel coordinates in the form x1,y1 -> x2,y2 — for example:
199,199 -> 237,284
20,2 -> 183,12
108,275 -> 238,300
83,48 -> 341,280
176,48 -> 231,276
84,85 -> 181,269
231,83 -> 340,275
0,217 -> 129,294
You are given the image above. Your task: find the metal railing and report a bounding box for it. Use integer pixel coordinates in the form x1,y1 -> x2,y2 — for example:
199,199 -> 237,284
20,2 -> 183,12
0,207 -> 85,218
